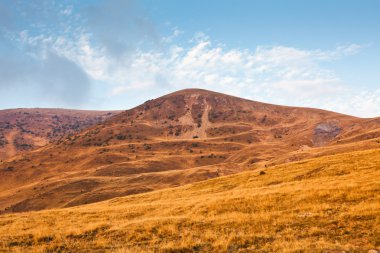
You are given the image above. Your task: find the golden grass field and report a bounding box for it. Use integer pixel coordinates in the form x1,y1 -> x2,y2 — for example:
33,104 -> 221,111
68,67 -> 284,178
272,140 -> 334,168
0,148 -> 379,253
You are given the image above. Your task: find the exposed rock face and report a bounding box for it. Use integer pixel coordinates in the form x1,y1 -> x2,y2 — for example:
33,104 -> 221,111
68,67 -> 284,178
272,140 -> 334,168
313,121 -> 342,146
1,89 -> 379,213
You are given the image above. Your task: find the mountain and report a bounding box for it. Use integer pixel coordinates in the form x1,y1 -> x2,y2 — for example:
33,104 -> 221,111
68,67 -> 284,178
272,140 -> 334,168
1,148 -> 379,252
0,89 -> 379,213
0,109 -> 119,160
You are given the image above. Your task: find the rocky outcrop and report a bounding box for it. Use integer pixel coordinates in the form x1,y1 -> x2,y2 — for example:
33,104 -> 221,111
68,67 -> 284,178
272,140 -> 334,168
313,121 -> 342,146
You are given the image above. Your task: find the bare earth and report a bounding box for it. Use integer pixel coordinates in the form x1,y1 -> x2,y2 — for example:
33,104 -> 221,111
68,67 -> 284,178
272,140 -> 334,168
0,89 -> 379,214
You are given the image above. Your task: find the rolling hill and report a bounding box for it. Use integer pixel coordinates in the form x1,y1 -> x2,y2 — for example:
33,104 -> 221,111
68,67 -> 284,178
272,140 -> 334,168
0,109 -> 119,160
0,89 -> 379,213
0,148 -> 379,252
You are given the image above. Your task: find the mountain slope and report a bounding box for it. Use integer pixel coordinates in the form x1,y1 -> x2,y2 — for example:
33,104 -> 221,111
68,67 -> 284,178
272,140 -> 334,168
0,109 -> 119,160
0,148 -> 379,252
0,89 -> 379,213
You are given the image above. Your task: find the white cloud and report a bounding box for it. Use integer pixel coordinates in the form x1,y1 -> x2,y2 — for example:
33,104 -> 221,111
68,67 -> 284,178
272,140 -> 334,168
161,27 -> 183,43
271,79 -> 343,98
325,89 -> 380,118
60,5 -> 73,16
63,32 -> 380,116
105,39 -> 377,117
11,14 -> 379,117
2,1 -> 377,116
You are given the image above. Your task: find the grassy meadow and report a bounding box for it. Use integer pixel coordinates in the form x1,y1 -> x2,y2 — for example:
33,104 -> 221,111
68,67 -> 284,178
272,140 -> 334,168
0,148 -> 379,252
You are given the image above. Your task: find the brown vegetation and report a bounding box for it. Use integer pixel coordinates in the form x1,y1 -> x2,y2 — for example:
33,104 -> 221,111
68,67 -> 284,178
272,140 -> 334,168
0,109 -> 118,160
0,89 -> 379,213
0,148 -> 379,252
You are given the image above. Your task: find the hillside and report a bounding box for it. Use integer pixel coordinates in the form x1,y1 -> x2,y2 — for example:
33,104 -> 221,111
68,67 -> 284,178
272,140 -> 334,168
0,148 -> 379,252
0,109 -> 119,160
0,89 -> 379,213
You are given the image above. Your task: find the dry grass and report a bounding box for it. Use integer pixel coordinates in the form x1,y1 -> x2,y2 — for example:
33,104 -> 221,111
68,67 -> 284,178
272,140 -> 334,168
0,108 -> 118,160
0,148 -> 379,252
1,89 -> 380,213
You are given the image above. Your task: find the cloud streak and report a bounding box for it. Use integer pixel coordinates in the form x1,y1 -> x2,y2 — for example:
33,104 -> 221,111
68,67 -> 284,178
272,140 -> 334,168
0,1 -> 378,117
0,0 -> 158,108
83,0 -> 159,57
0,1 -> 92,107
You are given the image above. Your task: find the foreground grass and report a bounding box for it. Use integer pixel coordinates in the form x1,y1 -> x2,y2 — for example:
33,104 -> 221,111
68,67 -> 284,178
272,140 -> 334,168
0,149 -> 379,253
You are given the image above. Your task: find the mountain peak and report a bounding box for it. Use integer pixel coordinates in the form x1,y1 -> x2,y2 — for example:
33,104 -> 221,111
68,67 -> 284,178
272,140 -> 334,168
163,88 -> 229,98
0,88 -> 378,215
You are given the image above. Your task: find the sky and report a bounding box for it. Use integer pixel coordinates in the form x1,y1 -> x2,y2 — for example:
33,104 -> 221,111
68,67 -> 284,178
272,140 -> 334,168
0,0 -> 379,117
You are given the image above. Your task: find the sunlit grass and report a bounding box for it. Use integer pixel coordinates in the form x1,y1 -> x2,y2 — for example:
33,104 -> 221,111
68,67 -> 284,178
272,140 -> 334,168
0,148 -> 379,252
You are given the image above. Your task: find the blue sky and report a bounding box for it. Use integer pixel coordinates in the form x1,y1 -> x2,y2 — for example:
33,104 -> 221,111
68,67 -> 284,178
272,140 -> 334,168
0,0 -> 379,117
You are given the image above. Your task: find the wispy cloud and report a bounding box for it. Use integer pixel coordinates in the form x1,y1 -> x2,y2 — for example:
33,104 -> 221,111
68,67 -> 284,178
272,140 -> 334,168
0,1 -> 92,107
0,1 -> 378,117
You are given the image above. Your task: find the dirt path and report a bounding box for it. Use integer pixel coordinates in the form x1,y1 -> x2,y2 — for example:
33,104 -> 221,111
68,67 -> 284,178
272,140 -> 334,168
4,130 -> 17,158
197,98 -> 211,139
